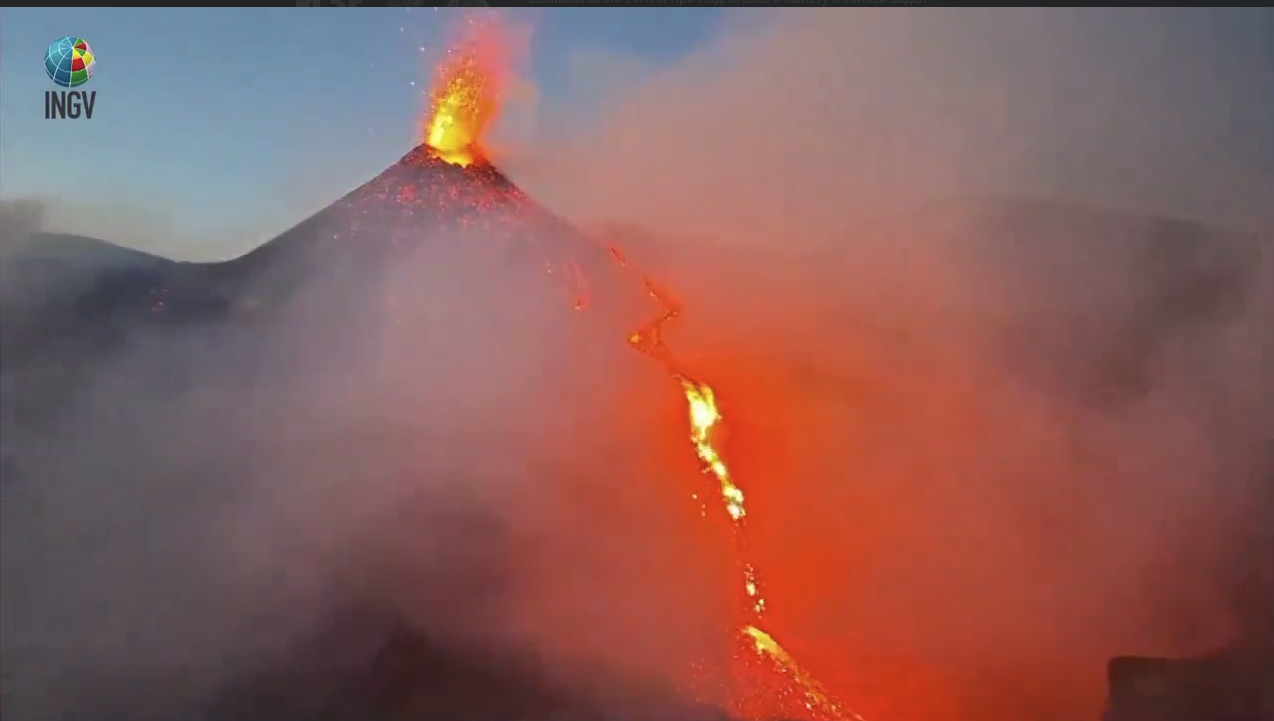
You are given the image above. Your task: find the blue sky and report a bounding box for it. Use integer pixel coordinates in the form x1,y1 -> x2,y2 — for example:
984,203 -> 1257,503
0,8 -> 722,259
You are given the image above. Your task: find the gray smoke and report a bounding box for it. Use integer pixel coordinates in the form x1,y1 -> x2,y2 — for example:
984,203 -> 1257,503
500,8 -> 1274,719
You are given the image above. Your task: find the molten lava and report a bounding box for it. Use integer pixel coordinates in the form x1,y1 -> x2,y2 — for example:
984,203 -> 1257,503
410,22 -> 866,721
625,264 -> 863,721
424,58 -> 486,167
422,18 -> 510,168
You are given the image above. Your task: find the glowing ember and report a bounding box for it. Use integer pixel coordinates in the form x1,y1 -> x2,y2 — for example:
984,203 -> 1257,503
422,18 -> 511,168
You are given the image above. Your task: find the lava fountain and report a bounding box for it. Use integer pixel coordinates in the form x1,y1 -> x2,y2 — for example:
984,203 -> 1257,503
421,15 -> 515,168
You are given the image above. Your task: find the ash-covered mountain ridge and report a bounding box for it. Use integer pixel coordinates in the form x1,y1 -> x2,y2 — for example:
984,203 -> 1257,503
1,146 -> 614,369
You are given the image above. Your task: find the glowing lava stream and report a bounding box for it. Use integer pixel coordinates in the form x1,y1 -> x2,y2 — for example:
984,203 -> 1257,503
625,269 -> 864,721
422,22 -> 864,721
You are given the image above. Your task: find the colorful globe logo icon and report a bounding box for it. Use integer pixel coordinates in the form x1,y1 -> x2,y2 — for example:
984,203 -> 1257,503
44,36 -> 95,88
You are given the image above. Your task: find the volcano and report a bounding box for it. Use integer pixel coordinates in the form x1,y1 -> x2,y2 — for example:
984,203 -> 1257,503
10,18 -> 1270,721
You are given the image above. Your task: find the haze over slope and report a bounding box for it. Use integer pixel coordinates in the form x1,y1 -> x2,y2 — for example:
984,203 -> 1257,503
500,7 -> 1274,718
0,154 -> 729,721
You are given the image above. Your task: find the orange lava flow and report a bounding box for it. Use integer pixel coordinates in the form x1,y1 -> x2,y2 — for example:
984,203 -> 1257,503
617,254 -> 865,721
416,22 -> 866,721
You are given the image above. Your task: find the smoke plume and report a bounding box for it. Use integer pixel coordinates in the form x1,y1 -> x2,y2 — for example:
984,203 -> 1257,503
500,8 -> 1274,720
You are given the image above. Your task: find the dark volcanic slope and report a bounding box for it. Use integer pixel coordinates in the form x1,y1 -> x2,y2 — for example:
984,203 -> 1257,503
1,232 -> 214,351
206,145 -> 616,310
1,233 -> 231,430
